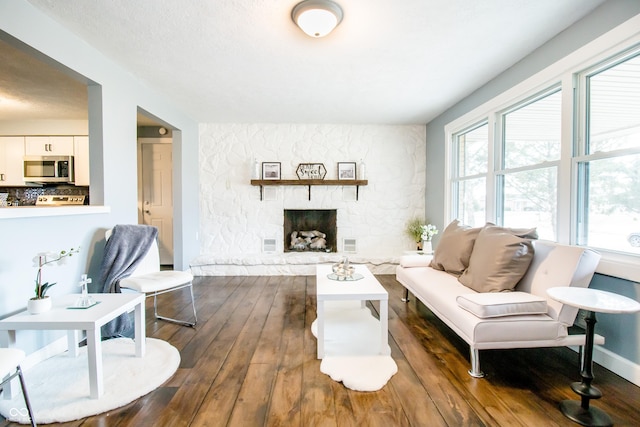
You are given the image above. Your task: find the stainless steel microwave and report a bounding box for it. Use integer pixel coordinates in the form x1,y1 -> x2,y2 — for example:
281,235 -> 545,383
23,155 -> 74,183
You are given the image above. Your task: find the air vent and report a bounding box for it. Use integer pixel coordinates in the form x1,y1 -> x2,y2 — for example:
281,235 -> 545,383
343,238 -> 357,253
263,238 -> 277,253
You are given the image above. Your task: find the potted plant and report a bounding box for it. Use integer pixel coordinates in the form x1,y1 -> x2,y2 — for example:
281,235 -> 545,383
29,247 -> 80,314
405,217 -> 425,250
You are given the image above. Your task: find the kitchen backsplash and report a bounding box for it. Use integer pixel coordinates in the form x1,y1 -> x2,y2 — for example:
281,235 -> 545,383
0,185 -> 89,206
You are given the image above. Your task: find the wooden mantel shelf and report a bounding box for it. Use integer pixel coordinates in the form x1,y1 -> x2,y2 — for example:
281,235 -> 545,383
250,179 -> 368,200
250,179 -> 368,186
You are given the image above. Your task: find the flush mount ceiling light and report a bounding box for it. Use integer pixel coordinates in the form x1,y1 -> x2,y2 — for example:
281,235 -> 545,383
292,0 -> 343,38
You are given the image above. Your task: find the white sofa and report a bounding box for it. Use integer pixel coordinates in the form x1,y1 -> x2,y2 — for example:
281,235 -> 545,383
396,239 -> 603,377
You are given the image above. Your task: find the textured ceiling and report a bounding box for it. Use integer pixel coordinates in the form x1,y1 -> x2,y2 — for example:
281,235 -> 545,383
2,0 -> 606,125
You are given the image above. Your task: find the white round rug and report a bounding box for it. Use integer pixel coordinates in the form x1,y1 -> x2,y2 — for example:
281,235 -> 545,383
0,337 -> 180,425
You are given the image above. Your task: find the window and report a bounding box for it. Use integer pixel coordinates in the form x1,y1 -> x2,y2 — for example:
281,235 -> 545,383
444,22 -> 640,280
576,52 -> 640,255
498,90 -> 561,240
451,123 -> 488,227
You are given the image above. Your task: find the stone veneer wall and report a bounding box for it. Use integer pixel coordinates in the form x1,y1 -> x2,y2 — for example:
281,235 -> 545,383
194,123 -> 426,275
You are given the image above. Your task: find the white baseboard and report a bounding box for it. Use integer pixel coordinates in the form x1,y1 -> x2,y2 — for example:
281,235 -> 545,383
569,344 -> 640,387
594,345 -> 640,387
22,336 -> 72,371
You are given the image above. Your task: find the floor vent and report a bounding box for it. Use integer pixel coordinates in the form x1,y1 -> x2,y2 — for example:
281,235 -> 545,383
343,238 -> 357,253
263,238 -> 277,253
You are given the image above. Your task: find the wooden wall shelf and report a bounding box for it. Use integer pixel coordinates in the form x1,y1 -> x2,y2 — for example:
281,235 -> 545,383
250,179 -> 368,200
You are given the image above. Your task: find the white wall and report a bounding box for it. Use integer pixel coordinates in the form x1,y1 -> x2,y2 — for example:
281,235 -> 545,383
198,123 -> 426,268
0,1 -> 199,352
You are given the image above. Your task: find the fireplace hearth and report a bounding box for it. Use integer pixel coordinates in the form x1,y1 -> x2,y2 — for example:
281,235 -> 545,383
284,209 -> 337,252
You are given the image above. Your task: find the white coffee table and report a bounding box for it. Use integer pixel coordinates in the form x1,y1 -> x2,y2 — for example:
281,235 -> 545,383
547,287 -> 640,427
315,264 -> 389,359
0,293 -> 146,399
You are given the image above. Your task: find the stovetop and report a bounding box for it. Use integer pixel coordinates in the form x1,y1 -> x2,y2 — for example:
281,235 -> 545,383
35,195 -> 86,206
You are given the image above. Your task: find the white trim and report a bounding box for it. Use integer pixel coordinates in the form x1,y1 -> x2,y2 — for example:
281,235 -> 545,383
22,336 -> 69,371
443,126 -> 453,222
557,73 -> 575,243
567,344 -> 640,387
594,345 -> 640,388
596,256 -> 640,283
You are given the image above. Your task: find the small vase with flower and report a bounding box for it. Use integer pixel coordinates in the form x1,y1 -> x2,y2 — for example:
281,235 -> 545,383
28,247 -> 80,314
420,224 -> 438,254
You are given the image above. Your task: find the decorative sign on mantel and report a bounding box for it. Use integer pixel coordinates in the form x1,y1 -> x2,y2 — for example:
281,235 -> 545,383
296,163 -> 327,180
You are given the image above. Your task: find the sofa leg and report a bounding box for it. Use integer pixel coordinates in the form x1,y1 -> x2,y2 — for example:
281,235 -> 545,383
401,288 -> 410,303
468,348 -> 484,378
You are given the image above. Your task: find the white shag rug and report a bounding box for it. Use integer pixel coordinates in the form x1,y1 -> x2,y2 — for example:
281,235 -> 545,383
0,338 -> 179,425
311,300 -> 397,392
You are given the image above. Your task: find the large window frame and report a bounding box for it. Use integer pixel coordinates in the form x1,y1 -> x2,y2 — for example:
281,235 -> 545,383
574,50 -> 640,255
450,121 -> 490,227
496,87 -> 562,241
444,16 -> 640,282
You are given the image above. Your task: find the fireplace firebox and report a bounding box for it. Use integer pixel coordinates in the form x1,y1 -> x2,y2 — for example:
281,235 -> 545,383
284,209 -> 337,252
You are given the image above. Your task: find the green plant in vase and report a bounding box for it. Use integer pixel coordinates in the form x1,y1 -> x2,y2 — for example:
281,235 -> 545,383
405,217 -> 425,250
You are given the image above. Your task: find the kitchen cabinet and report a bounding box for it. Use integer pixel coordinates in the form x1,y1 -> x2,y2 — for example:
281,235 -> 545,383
73,136 -> 90,186
25,136 -> 74,155
0,137 -> 26,186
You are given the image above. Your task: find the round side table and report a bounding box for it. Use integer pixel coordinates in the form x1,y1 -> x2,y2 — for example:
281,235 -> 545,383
547,287 -> 640,427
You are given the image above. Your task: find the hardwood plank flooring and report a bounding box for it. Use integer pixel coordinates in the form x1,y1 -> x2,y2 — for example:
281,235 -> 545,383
2,274 -> 640,426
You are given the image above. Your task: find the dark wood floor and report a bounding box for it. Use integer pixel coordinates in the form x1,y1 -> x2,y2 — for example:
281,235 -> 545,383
3,274 -> 640,426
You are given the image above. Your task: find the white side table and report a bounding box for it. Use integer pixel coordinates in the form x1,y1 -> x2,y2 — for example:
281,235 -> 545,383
547,287 -> 640,427
0,293 -> 146,399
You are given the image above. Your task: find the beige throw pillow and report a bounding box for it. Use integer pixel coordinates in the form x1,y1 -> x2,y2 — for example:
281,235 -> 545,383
458,225 -> 536,292
429,220 -> 484,276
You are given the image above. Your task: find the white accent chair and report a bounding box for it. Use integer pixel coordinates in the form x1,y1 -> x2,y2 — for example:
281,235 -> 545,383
0,348 -> 36,426
106,229 -> 197,327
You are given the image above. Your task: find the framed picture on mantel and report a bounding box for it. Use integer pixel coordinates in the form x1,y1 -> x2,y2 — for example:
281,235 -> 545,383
338,162 -> 356,180
262,162 -> 281,180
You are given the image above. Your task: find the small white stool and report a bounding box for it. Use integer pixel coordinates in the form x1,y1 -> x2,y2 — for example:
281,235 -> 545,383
0,348 -> 36,426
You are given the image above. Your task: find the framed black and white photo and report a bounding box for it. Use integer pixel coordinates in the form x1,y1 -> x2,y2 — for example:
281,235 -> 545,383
338,162 -> 356,180
262,162 -> 281,180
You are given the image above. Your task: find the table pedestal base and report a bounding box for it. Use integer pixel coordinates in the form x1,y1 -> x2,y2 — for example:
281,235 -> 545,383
560,400 -> 612,427
560,310 -> 612,427
546,287 -> 640,427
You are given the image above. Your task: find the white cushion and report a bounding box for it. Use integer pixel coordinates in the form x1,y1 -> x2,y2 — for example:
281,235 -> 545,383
456,292 -> 548,318
396,265 -> 559,345
120,270 -> 193,293
515,241 -> 601,324
399,255 -> 432,268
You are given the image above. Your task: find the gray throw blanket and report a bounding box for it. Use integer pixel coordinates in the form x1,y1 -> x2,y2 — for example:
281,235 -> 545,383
99,224 -> 158,338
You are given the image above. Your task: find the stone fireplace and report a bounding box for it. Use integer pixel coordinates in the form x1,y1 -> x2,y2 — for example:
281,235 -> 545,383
284,209 -> 337,252
193,123 -> 426,275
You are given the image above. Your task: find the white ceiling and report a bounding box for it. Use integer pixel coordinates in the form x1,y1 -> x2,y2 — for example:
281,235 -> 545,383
2,0 -> 607,125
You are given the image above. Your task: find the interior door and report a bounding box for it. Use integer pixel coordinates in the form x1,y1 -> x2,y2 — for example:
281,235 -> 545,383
141,143 -> 173,265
